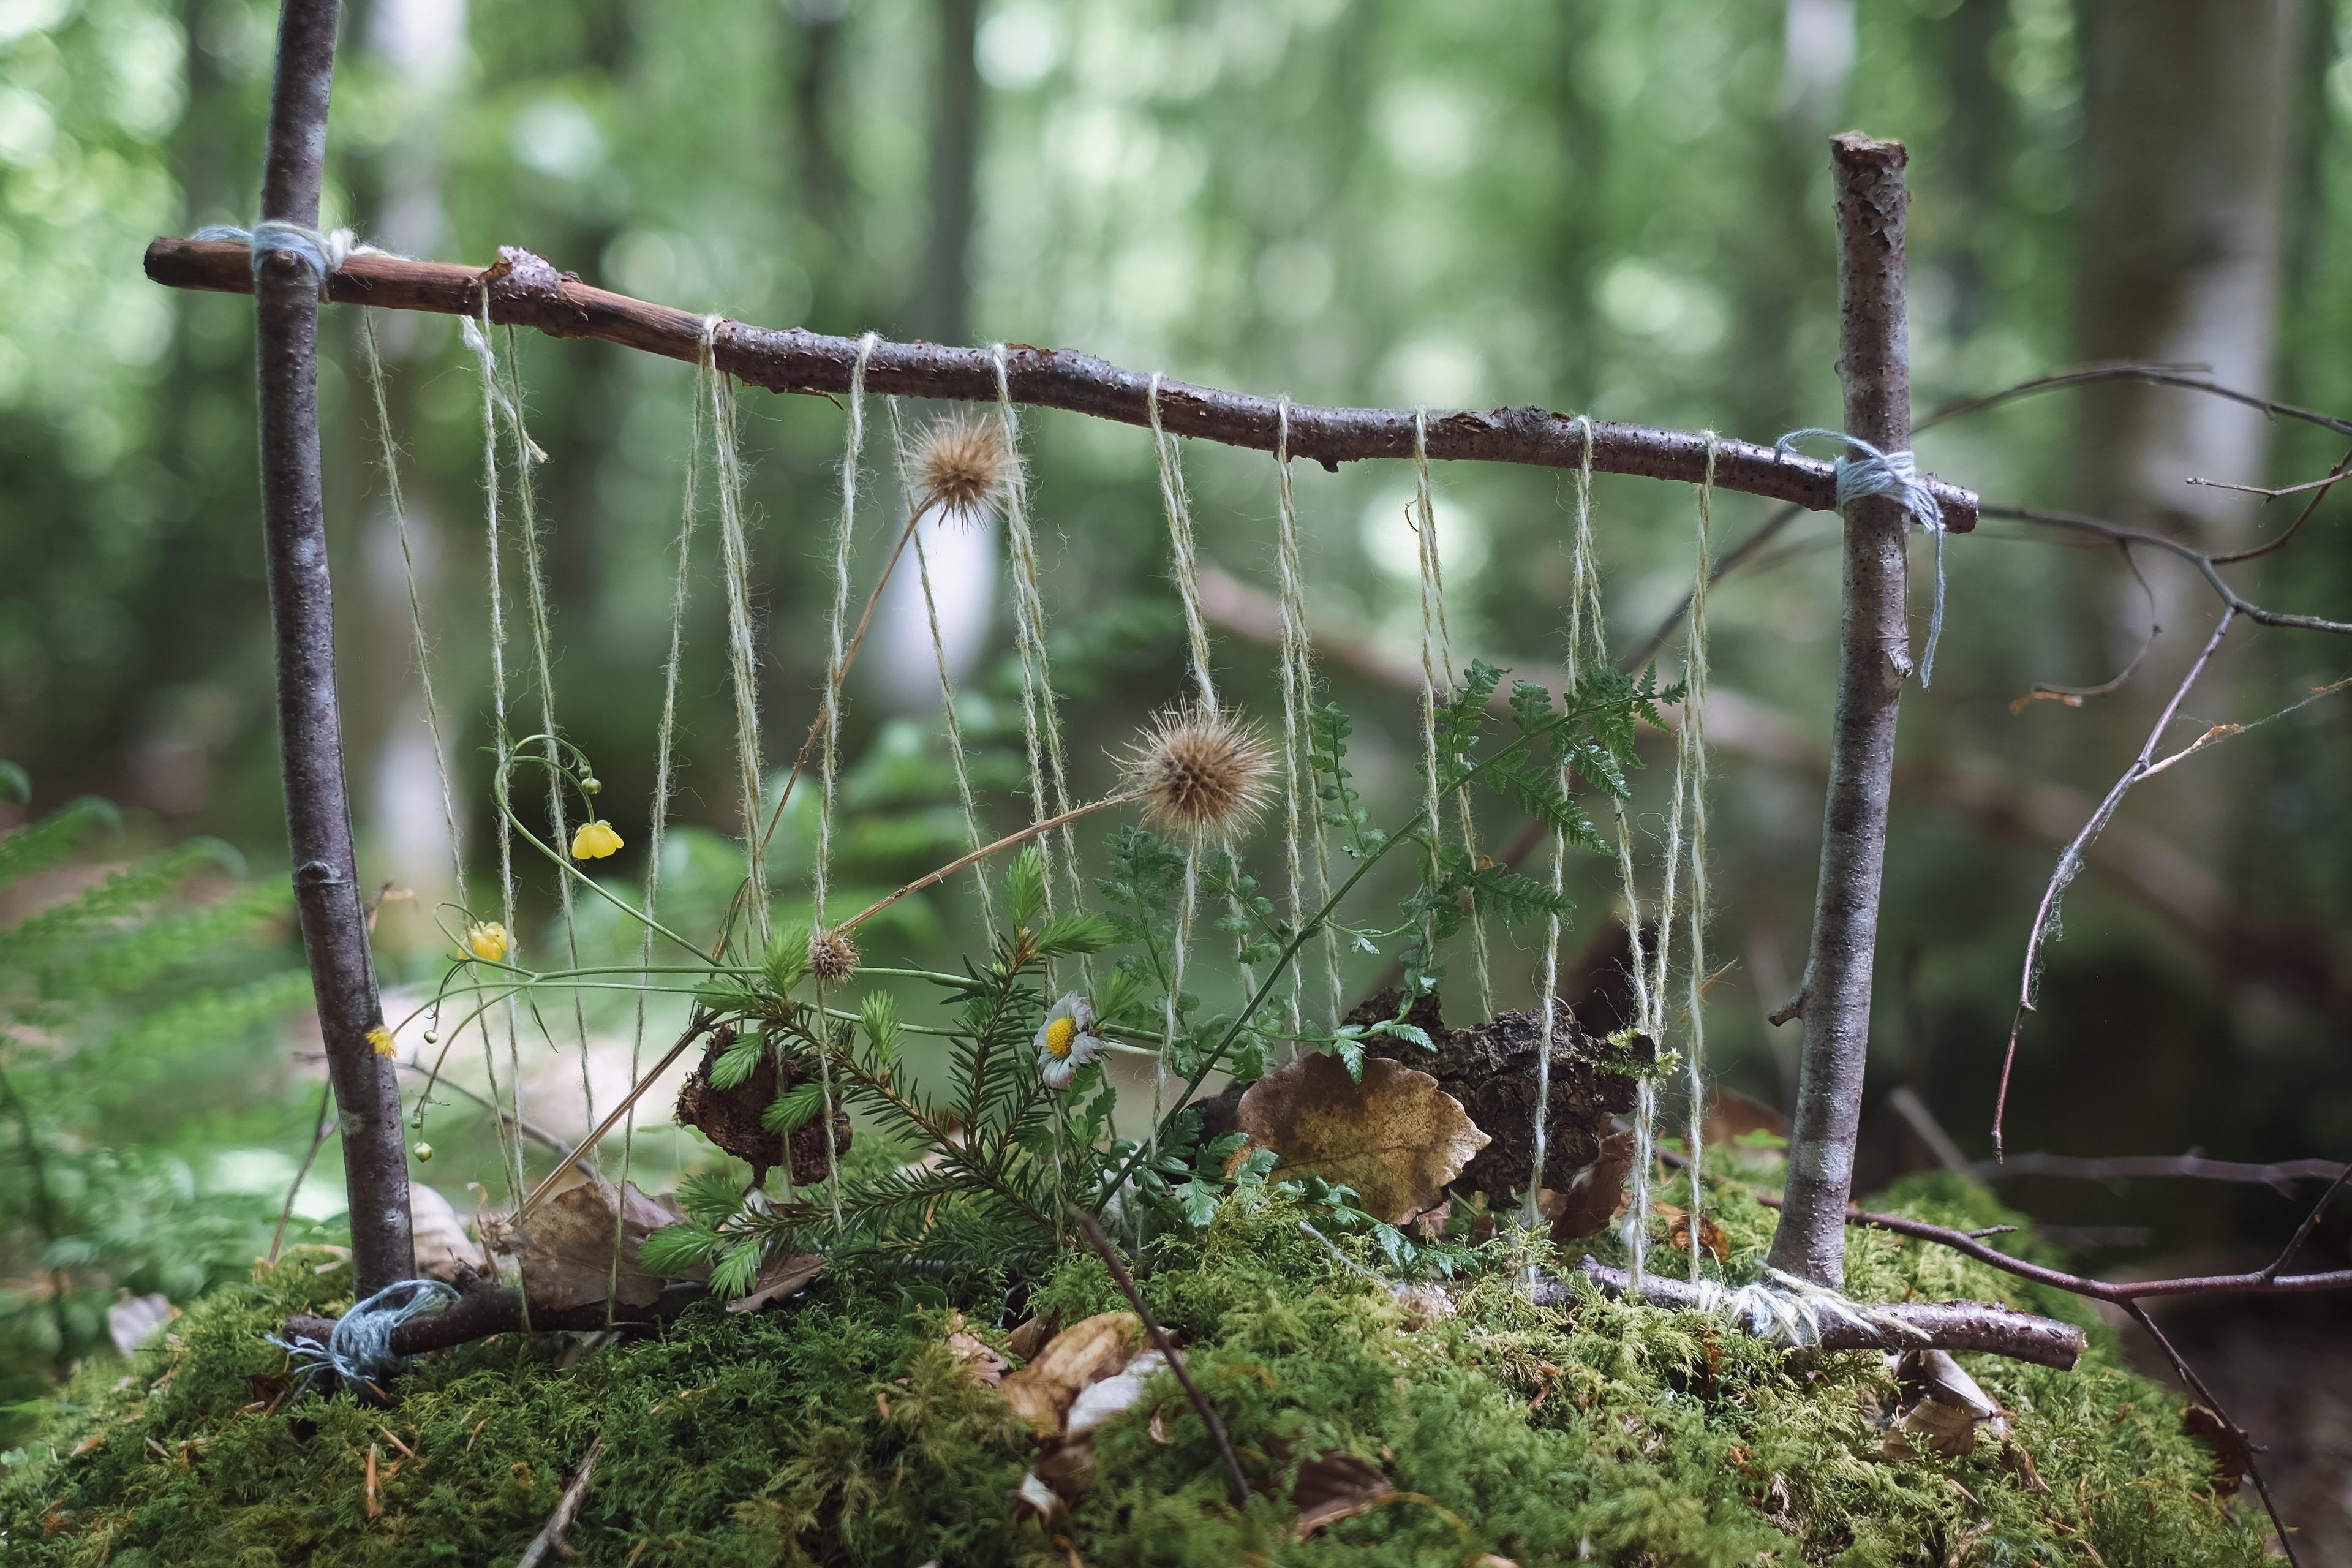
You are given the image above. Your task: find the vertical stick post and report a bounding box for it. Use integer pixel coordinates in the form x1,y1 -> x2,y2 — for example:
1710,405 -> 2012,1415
1765,133 -> 1913,1289
254,0 -> 414,1292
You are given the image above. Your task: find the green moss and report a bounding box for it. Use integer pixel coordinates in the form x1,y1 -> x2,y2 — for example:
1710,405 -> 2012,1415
1,1179 -> 2264,1567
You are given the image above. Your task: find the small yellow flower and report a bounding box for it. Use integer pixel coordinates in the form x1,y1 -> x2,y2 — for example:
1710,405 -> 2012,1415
367,1025 -> 396,1058
465,921 -> 512,963
570,820 -> 624,860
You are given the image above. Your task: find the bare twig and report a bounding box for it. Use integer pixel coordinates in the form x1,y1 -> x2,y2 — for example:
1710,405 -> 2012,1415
268,1081 -> 336,1265
2123,1303 -> 2299,1566
1768,133 -> 1917,1291
1070,1209 -> 1251,1509
141,236 -> 1975,531
2261,1160 -> 2352,1282
1970,1151 -> 2349,1196
1551,1256 -> 2088,1368
516,1434 -> 603,1568
249,0 -> 411,1293
1980,504 -> 2352,636
1992,609 -> 2237,1158
1920,359 -> 2352,441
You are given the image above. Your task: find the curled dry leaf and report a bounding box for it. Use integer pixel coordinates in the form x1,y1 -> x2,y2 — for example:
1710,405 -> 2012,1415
2182,1404 -> 2251,1495
999,1311 -> 1142,1434
1539,1128 -> 1634,1245
944,1316 -> 1009,1387
410,1182 -> 481,1282
724,1251 -> 826,1314
1235,1053 -> 1491,1225
1004,1312 -> 1058,1362
1292,1450 -> 1393,1540
481,1180 -> 700,1310
1654,1201 -> 1729,1264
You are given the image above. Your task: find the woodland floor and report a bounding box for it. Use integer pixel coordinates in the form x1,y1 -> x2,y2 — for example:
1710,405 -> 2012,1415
0,1170 -> 2269,1567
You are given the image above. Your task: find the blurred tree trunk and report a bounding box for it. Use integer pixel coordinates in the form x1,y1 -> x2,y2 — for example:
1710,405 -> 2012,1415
788,0 -> 851,254
2070,0 -> 2298,846
1939,0 -> 2004,341
2075,1 -> 2298,551
913,0 -> 983,343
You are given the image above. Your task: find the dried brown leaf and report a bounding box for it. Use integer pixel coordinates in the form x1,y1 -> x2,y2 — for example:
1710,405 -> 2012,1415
1540,1129 -> 1633,1243
998,1311 -> 1141,1434
2182,1404 -> 2250,1494
1654,1201 -> 1729,1264
725,1251 -> 826,1314
1292,1451 -> 1393,1539
946,1324 -> 1009,1387
1005,1312 -> 1058,1362
482,1180 -> 698,1310
1235,1054 -> 1490,1224
410,1183 -> 480,1282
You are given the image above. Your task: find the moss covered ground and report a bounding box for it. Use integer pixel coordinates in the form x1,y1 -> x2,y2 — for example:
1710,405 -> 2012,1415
0,1172 -> 2265,1566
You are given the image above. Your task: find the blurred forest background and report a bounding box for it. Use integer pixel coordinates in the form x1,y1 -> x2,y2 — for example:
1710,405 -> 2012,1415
2,0 -> 2349,1535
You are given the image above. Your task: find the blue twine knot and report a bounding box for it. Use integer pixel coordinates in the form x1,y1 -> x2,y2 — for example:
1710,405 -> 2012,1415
192,222 -> 380,297
268,1278 -> 456,1388
1775,428 -> 1951,687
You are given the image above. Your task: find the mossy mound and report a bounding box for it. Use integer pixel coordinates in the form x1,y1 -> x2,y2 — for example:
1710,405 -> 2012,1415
0,1174 -> 2263,1566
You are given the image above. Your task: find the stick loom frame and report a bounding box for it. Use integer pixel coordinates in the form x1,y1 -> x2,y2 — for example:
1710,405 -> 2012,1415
145,235 -> 1977,532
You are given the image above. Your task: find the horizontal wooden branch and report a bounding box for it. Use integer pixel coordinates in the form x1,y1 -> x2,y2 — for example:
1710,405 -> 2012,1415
1548,1256 -> 2087,1368
143,235 -> 1977,529
281,1278 -> 706,1361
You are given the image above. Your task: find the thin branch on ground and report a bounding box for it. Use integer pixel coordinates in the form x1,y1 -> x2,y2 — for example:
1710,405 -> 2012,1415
1071,1210 -> 1251,1508
515,1434 -> 603,1568
141,236 -> 1976,530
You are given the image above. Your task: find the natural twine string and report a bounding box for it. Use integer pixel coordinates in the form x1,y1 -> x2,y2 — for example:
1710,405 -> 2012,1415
886,398 -> 997,928
702,317 -> 771,952
991,347 -> 1088,943
1775,428 -> 1950,686
1520,418 -> 1601,1247
493,317 -> 597,1132
459,306 -> 529,1203
1411,413 -> 1496,1020
611,337 -> 708,1317
1272,401 -> 1342,1032
807,334 -> 879,1234
1679,435 -> 1719,1276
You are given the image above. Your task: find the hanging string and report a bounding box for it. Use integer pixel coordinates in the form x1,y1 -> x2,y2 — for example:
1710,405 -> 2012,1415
1680,436 -> 1719,1276
806,334 -> 878,1235
1520,417 -> 1601,1249
991,347 -> 1088,936
1411,413 -> 1496,1021
701,317 -> 771,952
491,318 -> 597,1134
1271,401 -> 1340,1033
459,307 -> 528,1204
1774,428 -> 1950,686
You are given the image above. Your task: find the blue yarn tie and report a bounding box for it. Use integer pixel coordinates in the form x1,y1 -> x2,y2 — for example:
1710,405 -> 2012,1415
1775,428 -> 1951,687
192,222 -> 379,296
268,1278 -> 456,1388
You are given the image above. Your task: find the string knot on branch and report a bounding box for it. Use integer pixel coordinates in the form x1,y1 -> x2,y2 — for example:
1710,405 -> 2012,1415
192,222 -> 383,296
266,1277 -> 455,1387
1777,428 -> 1951,685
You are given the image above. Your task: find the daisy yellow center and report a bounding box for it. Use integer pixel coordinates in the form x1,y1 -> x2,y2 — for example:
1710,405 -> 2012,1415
1044,1017 -> 1079,1060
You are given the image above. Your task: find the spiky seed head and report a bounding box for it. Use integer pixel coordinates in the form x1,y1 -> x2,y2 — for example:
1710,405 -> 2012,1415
910,413 -> 1017,526
809,925 -> 861,986
1120,701 -> 1278,848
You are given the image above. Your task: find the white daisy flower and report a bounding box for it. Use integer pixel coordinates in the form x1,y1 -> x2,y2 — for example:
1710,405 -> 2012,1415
1035,992 -> 1106,1088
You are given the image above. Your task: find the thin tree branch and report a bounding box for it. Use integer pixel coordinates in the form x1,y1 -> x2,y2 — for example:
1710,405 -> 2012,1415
1551,1256 -> 2088,1368
1768,133 -> 1917,1291
250,0 -> 411,1293
1921,359 -> 2352,441
141,235 -> 1977,530
2122,1302 -> 2299,1567
1071,1210 -> 1251,1509
1969,1151 -> 2349,1196
516,1434 -> 603,1568
1980,504 -> 2352,636
1992,609 -> 2237,1158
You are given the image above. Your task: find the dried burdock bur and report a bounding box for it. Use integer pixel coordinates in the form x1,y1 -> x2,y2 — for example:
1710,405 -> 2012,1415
481,1180 -> 700,1310
674,1028 -> 851,1188
1235,1052 -> 1491,1226
1348,988 -> 1646,1205
723,1251 -> 826,1314
2182,1404 -> 2251,1494
1292,1451 -> 1394,1540
1654,1200 -> 1729,1264
1540,1129 -> 1634,1245
999,1311 -> 1143,1434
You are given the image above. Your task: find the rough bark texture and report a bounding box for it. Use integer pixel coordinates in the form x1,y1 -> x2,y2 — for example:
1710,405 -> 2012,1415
673,1028 -> 853,1190
255,0 -> 413,1295
1765,133 -> 1913,1291
143,237 -> 1977,531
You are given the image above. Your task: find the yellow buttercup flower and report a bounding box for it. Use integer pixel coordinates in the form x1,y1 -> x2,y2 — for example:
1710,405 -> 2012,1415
465,921 -> 512,963
367,1025 -> 396,1058
570,820 -> 624,860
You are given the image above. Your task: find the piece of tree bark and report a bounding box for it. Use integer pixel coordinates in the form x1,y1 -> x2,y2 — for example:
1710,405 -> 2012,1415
1765,133 -> 1913,1291
253,0 -> 413,1295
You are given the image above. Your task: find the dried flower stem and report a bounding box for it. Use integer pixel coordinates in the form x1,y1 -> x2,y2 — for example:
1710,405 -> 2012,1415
840,793 -> 1139,933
